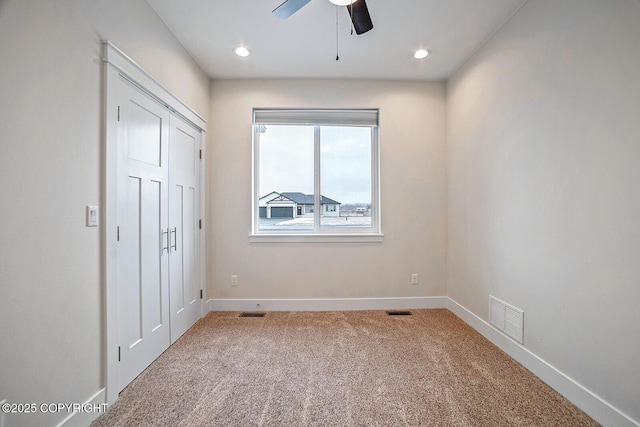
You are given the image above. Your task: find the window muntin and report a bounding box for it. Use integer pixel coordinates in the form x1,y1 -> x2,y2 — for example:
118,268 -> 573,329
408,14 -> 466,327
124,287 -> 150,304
253,109 -> 380,238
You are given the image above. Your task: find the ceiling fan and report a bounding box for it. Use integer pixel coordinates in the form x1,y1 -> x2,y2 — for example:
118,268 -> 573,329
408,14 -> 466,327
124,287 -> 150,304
273,0 -> 374,35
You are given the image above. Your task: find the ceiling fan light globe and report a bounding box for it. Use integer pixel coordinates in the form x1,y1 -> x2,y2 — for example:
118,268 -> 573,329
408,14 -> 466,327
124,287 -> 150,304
328,0 -> 356,5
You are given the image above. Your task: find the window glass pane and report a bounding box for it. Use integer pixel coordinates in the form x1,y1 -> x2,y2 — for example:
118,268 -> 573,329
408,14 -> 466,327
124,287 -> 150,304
257,125 -> 314,232
253,109 -> 379,237
320,126 -> 372,229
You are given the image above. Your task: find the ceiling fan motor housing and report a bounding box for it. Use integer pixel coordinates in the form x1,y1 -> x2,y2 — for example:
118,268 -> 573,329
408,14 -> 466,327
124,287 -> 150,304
273,0 -> 373,35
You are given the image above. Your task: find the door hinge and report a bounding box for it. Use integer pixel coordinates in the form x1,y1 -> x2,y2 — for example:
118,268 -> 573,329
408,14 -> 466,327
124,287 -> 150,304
200,289 -> 203,299
117,106 -> 120,121
117,226 -> 120,242
118,346 -> 121,362
199,149 -> 202,160
199,219 -> 202,230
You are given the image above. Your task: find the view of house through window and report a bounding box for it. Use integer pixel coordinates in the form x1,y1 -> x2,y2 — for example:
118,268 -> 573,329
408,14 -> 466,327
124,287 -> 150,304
253,109 -> 379,235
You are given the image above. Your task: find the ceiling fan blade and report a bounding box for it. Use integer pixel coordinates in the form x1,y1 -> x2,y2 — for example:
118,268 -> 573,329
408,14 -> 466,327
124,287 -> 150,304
347,0 -> 373,35
272,0 -> 312,19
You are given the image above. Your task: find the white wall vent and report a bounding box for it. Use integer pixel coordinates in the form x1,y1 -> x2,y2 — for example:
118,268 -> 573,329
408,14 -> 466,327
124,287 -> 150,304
489,295 -> 524,344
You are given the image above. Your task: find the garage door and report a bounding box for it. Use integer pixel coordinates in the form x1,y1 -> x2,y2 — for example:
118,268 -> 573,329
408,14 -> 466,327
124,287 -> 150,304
259,207 -> 267,218
271,207 -> 293,218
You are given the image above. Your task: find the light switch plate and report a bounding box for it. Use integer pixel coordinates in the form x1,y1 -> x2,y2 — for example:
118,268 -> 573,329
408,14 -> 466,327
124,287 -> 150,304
86,206 -> 99,227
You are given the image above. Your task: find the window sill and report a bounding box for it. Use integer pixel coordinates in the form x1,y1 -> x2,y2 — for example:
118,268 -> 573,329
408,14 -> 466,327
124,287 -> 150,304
249,233 -> 384,243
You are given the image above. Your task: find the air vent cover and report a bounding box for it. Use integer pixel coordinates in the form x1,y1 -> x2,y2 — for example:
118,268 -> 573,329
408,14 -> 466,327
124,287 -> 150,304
239,312 -> 266,318
489,296 -> 524,344
386,311 -> 412,316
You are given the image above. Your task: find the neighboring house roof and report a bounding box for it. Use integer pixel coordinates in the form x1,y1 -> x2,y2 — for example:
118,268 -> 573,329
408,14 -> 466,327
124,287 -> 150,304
280,192 -> 340,205
259,191 -> 280,201
259,191 -> 292,203
260,191 -> 341,205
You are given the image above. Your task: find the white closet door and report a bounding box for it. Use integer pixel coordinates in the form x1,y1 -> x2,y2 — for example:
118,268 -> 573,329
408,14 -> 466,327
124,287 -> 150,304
168,115 -> 202,342
116,77 -> 171,391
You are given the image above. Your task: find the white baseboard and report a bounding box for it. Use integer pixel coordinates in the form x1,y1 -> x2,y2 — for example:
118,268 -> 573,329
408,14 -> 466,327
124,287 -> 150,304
57,388 -> 106,427
206,296 -> 448,312
446,298 -> 638,427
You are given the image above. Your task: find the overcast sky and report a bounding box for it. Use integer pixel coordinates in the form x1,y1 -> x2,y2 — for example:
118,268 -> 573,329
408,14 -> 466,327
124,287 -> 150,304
259,125 -> 372,204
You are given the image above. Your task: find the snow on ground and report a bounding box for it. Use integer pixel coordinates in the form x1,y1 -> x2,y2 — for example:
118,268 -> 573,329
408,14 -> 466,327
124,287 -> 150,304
259,216 -> 371,230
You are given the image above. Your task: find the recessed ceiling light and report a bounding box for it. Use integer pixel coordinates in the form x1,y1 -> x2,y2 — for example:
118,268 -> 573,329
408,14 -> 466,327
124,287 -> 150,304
413,49 -> 431,60
234,46 -> 251,57
328,0 -> 356,5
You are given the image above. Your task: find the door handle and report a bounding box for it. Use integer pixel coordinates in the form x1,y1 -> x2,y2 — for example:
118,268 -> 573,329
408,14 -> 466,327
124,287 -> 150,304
170,227 -> 177,252
162,228 -> 169,253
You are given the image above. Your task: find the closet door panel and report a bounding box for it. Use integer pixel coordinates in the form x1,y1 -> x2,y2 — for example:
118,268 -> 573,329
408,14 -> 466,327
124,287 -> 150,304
116,77 -> 171,391
169,116 -> 202,342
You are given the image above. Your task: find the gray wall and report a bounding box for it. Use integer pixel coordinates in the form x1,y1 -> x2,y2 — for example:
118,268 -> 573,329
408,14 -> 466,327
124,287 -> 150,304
0,1 -> 209,426
446,0 -> 640,421
208,80 -> 447,301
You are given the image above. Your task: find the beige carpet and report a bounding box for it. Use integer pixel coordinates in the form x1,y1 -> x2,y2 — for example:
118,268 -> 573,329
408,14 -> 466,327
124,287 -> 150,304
92,309 -> 597,426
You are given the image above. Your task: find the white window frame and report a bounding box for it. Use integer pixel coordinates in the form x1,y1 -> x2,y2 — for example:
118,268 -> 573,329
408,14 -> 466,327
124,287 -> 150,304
250,108 -> 383,243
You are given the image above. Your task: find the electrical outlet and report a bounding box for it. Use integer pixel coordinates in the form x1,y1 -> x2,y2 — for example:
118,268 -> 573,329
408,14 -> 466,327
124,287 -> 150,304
231,275 -> 238,287
411,273 -> 419,285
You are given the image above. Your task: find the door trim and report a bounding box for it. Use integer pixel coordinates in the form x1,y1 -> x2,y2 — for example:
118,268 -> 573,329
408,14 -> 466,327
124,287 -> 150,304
103,41 -> 206,405
103,41 -> 206,130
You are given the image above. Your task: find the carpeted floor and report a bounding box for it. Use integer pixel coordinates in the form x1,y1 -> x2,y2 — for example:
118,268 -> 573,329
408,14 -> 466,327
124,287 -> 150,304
92,309 -> 598,426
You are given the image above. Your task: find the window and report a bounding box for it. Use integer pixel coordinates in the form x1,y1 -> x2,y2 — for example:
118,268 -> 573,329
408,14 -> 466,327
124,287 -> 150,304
252,109 -> 381,242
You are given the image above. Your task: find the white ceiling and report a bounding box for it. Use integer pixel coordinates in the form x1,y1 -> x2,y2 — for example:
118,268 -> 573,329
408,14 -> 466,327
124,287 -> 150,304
147,0 -> 527,81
